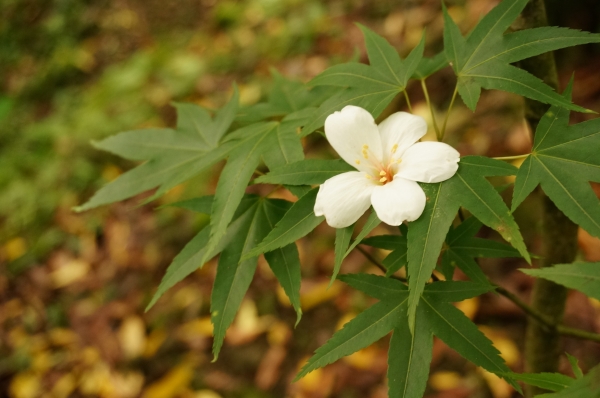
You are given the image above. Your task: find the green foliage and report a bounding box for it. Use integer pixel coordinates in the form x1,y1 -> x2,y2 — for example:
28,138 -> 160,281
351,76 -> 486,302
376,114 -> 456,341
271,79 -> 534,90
406,156 -> 528,331
302,25 -> 425,134
521,262 -> 600,300
442,0 -> 599,112
297,275 -> 511,393
513,83 -> 600,238
254,159 -> 355,185
499,372 -> 574,392
535,365 -> 600,398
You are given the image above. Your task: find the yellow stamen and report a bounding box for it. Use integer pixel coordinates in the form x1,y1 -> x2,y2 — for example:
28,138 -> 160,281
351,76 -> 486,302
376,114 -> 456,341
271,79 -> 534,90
379,176 -> 387,183
365,174 -> 372,180
391,144 -> 398,153
379,170 -> 386,176
355,160 -> 361,165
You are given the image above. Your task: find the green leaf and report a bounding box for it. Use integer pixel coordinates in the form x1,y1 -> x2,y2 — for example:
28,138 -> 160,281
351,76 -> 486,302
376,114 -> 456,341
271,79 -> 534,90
421,295 -> 518,389
566,353 -> 584,379
535,365 -> 600,398
383,244 -> 408,277
441,0 -> 595,112
332,225 -> 354,286
407,156 -> 528,331
339,273 -> 407,302
145,195 -> 261,311
201,124 -> 276,267
244,188 -> 324,258
297,274 -> 513,386
255,159 -> 355,186
302,24 -> 425,135
412,52 -> 448,80
521,262 -> 600,300
423,281 -> 495,302
341,211 -> 381,263
361,234 -> 404,250
295,298 -> 407,380
387,312 -> 432,398
262,199 -> 303,325
211,199 -> 283,359
76,89 -> 241,212
512,84 -> 600,237
498,372 -> 574,392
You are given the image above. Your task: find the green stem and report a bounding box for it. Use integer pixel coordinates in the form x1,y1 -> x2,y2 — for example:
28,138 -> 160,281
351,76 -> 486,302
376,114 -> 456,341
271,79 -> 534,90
440,84 -> 458,141
492,154 -> 531,161
420,79 -> 441,140
402,90 -> 413,112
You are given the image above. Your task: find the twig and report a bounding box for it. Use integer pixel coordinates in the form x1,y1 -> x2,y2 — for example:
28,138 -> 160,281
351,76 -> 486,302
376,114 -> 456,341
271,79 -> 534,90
440,84 -> 458,141
356,246 -> 406,282
421,79 -> 441,140
495,285 -> 600,343
403,90 -> 413,113
493,154 -> 530,161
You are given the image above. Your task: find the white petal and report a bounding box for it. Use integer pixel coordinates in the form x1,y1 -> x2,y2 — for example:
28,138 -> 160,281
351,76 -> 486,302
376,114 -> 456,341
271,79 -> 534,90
314,171 -> 376,228
371,178 -> 426,226
324,106 -> 383,174
378,112 -> 428,164
396,141 -> 460,183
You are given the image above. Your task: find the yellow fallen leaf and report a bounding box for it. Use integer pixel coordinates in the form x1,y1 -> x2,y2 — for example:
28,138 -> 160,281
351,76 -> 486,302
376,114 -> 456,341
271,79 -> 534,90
429,371 -> 462,390
143,328 -> 167,358
51,374 -> 76,398
79,363 -> 112,396
342,345 -> 378,370
177,317 -> 213,341
51,259 -> 90,288
49,328 -> 79,346
110,371 -> 145,398
142,361 -> 195,398
300,280 -> 343,311
455,296 -> 479,320
118,316 -> 147,359
4,237 -> 27,261
9,371 -> 40,398
193,389 -> 223,398
480,370 -> 513,398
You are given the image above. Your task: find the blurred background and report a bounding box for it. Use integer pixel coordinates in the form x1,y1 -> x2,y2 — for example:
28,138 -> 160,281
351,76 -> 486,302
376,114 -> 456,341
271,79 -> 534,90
2,0 -> 600,397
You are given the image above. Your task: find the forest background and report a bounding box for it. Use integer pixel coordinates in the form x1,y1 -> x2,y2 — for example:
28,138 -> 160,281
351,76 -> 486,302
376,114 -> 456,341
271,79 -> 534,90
2,0 -> 600,397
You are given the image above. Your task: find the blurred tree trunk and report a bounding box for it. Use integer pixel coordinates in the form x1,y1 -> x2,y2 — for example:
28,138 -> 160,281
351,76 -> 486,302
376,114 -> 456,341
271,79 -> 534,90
515,1 -> 580,396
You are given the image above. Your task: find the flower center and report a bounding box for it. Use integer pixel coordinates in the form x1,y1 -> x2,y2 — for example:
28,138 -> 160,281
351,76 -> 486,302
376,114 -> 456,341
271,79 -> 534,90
358,143 -> 402,186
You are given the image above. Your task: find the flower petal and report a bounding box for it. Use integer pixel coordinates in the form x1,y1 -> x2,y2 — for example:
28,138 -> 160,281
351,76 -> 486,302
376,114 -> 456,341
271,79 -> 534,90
324,106 -> 383,174
314,171 -> 376,228
371,178 -> 426,226
395,141 -> 460,183
378,112 -> 428,164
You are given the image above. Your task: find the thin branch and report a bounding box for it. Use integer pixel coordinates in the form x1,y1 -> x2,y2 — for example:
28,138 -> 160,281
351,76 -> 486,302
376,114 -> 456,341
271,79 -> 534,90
440,84 -> 458,141
403,90 -> 413,112
420,79 -> 441,140
495,286 -> 600,343
356,245 -> 406,282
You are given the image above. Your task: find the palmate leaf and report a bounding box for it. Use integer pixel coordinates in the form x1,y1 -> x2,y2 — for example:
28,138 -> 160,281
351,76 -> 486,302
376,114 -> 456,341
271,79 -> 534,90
236,70 -> 338,124
244,188 -> 324,258
535,365 -> 600,398
521,262 -> 600,301
211,198 -> 294,359
254,159 -> 355,186
146,195 -> 259,311
201,108 -> 310,267
512,82 -> 600,238
407,156 -> 529,331
498,372 -> 574,392
75,89 -> 240,212
301,25 -> 425,135
296,274 -> 510,396
442,0 -> 600,112
441,216 -> 522,283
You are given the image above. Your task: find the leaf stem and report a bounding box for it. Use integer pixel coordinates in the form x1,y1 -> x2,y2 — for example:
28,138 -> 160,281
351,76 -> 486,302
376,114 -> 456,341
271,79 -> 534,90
356,245 -> 406,282
493,154 -> 531,161
421,79 -> 441,140
440,84 -> 459,141
402,90 -> 413,113
495,286 -> 600,343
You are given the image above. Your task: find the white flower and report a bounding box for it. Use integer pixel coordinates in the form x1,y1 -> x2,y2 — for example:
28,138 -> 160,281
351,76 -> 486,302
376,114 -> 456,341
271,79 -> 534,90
314,105 -> 460,228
